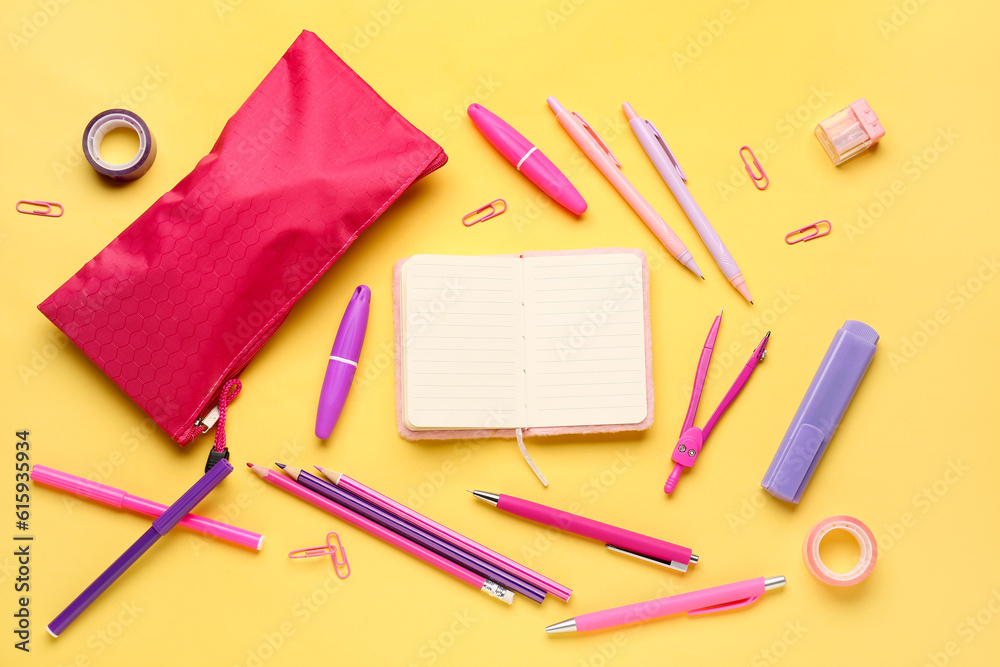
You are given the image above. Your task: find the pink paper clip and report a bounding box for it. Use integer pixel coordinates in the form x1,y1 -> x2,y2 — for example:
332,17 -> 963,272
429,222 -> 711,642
462,199 -> 506,226
739,146 -> 768,190
16,200 -> 63,217
288,531 -> 351,579
786,220 -> 831,244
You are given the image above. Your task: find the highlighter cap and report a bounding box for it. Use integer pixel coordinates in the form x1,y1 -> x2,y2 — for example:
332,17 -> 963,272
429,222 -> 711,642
815,99 -> 884,166
761,321 -> 878,503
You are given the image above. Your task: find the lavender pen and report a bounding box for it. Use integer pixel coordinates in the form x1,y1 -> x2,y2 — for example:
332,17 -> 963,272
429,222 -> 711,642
315,285 -> 370,439
47,460 -> 233,637
276,464 -> 548,604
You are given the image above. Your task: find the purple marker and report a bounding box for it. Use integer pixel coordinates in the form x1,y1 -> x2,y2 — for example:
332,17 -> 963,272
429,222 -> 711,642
48,459 -> 233,637
761,321 -> 879,503
276,464 -> 548,604
316,285 -> 371,439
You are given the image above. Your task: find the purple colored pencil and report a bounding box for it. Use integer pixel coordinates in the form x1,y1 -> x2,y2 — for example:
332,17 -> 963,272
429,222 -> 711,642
314,466 -> 572,602
48,460 -> 233,637
276,464 -> 547,604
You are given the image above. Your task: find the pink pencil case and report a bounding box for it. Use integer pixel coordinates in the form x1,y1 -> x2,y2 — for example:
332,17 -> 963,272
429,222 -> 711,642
37,30 -> 447,446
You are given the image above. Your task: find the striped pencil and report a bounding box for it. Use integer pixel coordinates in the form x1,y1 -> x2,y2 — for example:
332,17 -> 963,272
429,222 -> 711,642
276,464 -> 546,604
247,464 -> 514,604
314,466 -> 572,602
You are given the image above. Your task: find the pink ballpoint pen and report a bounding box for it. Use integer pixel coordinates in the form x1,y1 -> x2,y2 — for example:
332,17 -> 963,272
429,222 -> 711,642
665,311 -> 769,494
471,491 -> 696,571
546,576 -> 786,633
547,96 -> 703,279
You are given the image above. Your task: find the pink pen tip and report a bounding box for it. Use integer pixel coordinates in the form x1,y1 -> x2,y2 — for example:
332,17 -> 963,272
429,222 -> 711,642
246,462 -> 253,468
622,102 -> 638,121
546,96 -> 565,115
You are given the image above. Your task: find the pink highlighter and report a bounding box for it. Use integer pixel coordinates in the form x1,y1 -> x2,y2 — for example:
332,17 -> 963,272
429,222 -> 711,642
315,285 -> 370,439
467,103 -> 587,215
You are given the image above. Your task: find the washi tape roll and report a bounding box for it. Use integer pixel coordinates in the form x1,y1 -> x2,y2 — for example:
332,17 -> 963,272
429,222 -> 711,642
82,109 -> 157,181
802,515 -> 877,586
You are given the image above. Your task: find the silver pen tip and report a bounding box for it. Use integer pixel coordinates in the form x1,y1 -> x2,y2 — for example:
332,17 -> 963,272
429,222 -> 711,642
545,618 -> 577,634
689,554 -> 699,564
764,576 -> 787,591
471,491 -> 500,506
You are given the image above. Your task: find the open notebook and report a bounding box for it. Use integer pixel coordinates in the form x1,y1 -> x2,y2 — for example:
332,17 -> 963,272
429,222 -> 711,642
393,249 -> 653,445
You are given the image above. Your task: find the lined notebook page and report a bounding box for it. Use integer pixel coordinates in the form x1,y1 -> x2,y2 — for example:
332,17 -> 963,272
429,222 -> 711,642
522,253 -> 647,427
401,255 -> 527,430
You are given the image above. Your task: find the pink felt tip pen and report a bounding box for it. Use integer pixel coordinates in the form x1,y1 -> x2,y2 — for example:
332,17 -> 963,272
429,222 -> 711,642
468,103 -> 587,215
30,464 -> 263,550
546,576 -> 786,633
315,285 -> 370,439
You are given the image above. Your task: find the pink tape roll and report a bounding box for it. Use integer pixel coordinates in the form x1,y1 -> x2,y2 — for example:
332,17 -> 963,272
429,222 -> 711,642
802,515 -> 877,586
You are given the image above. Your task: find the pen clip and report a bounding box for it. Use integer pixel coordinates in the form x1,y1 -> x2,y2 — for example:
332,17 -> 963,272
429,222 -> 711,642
688,595 -> 760,616
572,111 -> 621,168
605,544 -> 689,572
644,119 -> 686,182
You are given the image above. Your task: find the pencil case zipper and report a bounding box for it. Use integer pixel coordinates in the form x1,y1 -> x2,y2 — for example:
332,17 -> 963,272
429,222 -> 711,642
176,313 -> 288,445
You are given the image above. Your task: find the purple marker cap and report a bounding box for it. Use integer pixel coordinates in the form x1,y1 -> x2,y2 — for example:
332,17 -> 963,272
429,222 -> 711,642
48,460 -> 232,637
761,321 -> 878,503
315,286 -> 370,439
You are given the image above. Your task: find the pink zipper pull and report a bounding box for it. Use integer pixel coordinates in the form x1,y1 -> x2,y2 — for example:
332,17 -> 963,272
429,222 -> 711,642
205,379 -> 242,471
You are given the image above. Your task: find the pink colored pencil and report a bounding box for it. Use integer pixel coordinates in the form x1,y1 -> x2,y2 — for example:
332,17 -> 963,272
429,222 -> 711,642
247,464 -> 514,604
315,467 -> 572,601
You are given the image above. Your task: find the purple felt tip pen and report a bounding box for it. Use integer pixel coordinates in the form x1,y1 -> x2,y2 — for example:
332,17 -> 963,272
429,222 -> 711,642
48,459 -> 233,637
315,285 -> 370,439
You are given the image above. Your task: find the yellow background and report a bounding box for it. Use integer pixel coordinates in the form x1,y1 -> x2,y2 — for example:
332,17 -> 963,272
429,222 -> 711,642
2,0 -> 999,665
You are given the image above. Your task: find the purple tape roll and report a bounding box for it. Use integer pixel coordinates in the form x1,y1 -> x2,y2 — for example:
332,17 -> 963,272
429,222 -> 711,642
761,320 -> 878,503
82,109 -> 157,181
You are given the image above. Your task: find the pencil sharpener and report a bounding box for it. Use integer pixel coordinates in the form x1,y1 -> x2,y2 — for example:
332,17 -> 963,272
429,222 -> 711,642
814,98 -> 884,166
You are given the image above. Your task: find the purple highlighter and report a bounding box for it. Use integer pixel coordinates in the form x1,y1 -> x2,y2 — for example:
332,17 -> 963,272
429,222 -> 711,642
48,459 -> 233,637
761,321 -> 879,503
315,285 -> 370,439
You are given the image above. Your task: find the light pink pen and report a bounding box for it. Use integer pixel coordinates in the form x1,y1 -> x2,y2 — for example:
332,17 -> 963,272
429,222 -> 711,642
546,576 -> 786,633
315,467 -> 572,601
31,464 -> 264,550
547,96 -> 703,279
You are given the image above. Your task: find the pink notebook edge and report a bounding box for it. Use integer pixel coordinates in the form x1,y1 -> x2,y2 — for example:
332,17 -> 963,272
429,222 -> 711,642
392,248 -> 654,441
